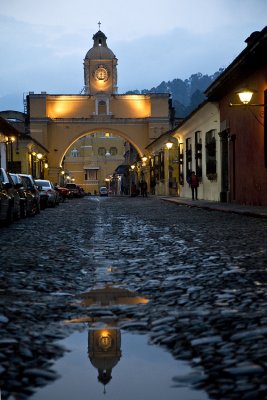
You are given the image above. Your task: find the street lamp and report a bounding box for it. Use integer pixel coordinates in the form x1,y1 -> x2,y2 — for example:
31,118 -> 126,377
36,152 -> 43,160
141,155 -> 148,165
166,141 -> 173,150
230,87 -> 267,167
237,89 -> 254,105
229,88 -> 266,107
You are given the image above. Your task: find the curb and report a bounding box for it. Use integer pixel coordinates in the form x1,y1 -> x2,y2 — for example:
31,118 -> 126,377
161,198 -> 267,219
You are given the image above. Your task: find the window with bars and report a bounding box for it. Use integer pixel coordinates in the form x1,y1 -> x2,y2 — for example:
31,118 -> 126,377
85,169 -> 98,181
205,129 -> 217,179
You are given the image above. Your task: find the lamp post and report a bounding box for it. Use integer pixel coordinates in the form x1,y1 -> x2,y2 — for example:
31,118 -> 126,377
165,141 -> 173,196
60,170 -> 65,186
129,164 -> 135,196
5,136 -> 16,171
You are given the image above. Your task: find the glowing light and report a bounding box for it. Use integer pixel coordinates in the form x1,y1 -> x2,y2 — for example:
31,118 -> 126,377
237,89 -> 254,105
166,142 -> 173,149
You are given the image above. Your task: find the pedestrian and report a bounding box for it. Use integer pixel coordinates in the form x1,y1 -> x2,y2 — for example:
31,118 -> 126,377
150,177 -> 156,195
189,171 -> 199,200
131,182 -> 137,197
140,180 -> 148,197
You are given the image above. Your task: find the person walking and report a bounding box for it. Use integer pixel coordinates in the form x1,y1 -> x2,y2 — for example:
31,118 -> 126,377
189,171 -> 199,200
140,180 -> 148,197
150,177 -> 156,195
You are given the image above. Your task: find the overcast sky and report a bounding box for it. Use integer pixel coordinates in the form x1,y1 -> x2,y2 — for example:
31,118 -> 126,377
1,0 -> 266,112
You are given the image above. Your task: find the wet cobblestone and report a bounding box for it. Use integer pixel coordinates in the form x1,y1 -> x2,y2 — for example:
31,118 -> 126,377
1,196 -> 267,399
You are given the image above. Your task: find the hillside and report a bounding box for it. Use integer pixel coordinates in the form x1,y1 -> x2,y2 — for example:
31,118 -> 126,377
125,69 -> 224,118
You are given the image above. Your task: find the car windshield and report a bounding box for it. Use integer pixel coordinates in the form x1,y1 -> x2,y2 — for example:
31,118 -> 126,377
10,175 -> 19,184
21,176 -> 31,185
36,181 -> 50,187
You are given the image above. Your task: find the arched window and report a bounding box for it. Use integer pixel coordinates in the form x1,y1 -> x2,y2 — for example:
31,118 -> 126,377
99,100 -> 106,115
98,147 -> 106,156
110,147 -> 117,156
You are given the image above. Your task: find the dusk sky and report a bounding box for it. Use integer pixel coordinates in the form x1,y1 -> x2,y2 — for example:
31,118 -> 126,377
1,0 -> 266,112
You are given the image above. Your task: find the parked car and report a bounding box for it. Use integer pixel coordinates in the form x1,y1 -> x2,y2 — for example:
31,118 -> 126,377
10,173 -> 36,217
0,168 -> 21,222
19,174 -> 41,214
0,181 -> 10,224
65,183 -> 82,198
99,186 -> 108,196
55,185 -> 70,202
35,179 -> 57,207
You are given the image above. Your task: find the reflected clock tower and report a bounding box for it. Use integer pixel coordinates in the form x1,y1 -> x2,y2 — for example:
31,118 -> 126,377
88,327 -> 121,392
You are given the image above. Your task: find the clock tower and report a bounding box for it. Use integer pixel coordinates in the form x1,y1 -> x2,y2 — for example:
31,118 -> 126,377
84,26 -> 118,96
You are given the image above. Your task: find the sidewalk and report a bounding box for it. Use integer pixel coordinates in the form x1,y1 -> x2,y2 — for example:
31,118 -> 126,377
161,197 -> 267,219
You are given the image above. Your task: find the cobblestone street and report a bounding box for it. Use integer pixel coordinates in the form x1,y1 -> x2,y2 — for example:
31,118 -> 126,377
1,196 -> 267,399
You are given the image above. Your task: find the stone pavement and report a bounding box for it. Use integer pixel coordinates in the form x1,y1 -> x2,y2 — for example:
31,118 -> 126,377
162,197 -> 267,219
1,197 -> 267,399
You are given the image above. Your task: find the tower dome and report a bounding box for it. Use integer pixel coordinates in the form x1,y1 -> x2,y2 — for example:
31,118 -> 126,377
83,27 -> 118,95
85,30 -> 116,60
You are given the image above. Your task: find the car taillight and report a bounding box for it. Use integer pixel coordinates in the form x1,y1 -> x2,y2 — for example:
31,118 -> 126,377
47,189 -> 53,194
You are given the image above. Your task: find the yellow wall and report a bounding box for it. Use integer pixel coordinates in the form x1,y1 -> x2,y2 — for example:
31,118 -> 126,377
28,92 -> 171,183
46,96 -> 95,119
150,94 -> 170,117
110,95 -> 151,118
31,94 -> 170,120
29,95 -> 47,118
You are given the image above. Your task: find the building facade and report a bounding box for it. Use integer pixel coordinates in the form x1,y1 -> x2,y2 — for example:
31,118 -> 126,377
173,101 -> 221,201
205,27 -> 267,205
26,28 -> 171,186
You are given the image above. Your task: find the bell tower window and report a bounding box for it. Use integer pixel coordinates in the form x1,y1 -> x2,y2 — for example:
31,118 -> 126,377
99,101 -> 106,114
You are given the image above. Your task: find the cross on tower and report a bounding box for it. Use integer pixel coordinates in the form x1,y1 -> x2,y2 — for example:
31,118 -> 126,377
98,21 -> 101,30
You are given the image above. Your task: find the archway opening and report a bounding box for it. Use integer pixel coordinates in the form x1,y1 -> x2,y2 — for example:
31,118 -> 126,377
61,131 -> 140,195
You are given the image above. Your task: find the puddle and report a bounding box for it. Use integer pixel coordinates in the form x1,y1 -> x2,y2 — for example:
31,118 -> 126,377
31,283 -> 208,399
31,328 -> 209,400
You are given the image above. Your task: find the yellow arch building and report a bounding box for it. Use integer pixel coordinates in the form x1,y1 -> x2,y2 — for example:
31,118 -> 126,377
27,28 -> 171,185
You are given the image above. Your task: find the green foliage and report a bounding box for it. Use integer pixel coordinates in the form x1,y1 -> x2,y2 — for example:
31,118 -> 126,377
125,69 -> 224,118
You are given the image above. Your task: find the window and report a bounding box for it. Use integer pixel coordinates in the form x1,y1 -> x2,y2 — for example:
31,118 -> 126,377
7,161 -> 21,173
178,143 -> 184,185
98,147 -> 106,156
195,131 -> 202,179
85,169 -> 98,181
99,101 -> 106,115
185,138 -> 192,181
71,148 -> 79,157
205,130 -> 217,180
110,147 -> 117,156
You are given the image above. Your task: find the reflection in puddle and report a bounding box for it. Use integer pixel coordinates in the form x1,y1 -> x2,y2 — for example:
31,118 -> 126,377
32,284 -> 208,399
77,284 -> 149,306
32,330 -> 208,400
89,327 -> 121,391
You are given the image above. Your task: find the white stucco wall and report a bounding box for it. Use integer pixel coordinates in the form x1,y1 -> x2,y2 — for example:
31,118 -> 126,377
173,102 -> 221,201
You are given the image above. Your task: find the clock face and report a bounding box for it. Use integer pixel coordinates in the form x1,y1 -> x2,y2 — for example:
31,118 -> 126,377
94,65 -> 109,81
